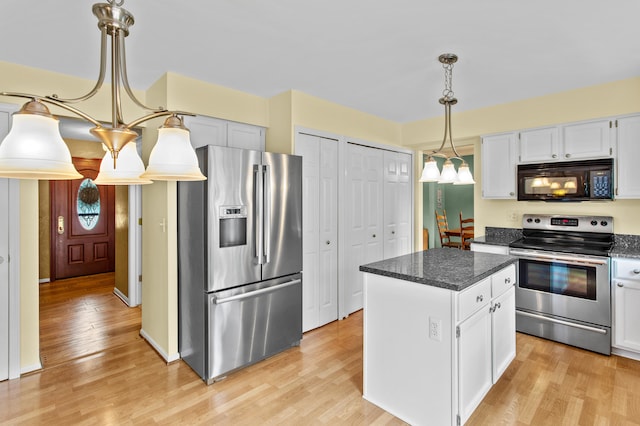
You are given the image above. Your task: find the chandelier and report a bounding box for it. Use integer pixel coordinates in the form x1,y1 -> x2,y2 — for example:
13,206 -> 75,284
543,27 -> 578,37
0,0 -> 206,184
419,53 -> 475,185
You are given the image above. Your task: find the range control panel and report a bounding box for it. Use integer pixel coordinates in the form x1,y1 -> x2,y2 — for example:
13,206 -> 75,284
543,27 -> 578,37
522,214 -> 613,234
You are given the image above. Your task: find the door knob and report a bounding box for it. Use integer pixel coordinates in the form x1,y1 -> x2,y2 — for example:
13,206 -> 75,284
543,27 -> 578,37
372,234 -> 376,238
326,240 -> 331,245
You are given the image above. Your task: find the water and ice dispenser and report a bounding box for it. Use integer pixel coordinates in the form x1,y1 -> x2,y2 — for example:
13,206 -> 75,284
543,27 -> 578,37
219,206 -> 247,247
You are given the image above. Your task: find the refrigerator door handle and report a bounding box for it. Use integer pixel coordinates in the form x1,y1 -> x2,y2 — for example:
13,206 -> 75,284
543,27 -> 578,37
213,279 -> 302,304
254,164 -> 263,264
263,164 -> 271,264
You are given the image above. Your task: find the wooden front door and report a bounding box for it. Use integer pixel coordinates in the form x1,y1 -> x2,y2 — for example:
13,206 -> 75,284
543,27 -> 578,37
51,158 -> 115,280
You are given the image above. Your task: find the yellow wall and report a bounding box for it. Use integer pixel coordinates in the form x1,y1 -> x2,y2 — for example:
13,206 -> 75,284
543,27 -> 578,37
20,180 -> 39,370
404,77 -> 640,238
115,186 -> 129,297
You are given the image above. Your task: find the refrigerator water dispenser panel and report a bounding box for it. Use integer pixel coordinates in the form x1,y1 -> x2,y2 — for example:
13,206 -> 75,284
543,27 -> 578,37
219,206 -> 247,248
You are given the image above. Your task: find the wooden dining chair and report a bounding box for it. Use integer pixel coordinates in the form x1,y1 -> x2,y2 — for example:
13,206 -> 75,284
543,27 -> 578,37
435,210 -> 460,248
459,212 -> 475,250
423,227 -> 429,250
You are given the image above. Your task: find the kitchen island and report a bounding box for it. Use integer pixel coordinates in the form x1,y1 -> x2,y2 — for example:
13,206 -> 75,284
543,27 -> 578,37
360,248 -> 518,426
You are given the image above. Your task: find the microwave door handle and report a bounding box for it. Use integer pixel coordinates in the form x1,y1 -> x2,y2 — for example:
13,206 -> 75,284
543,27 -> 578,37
254,164 -> 263,264
263,164 -> 271,264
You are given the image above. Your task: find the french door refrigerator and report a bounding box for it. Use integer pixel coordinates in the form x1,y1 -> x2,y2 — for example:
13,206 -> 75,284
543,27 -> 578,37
178,145 -> 303,384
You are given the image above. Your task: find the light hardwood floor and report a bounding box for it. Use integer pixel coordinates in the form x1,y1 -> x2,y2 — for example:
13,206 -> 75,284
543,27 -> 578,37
1,274 -> 639,425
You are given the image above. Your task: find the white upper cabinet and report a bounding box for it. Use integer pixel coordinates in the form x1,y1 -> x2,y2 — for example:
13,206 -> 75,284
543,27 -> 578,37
561,119 -> 613,160
184,115 -> 265,151
227,122 -> 265,151
519,120 -> 612,163
481,133 -> 517,199
615,115 -> 640,199
518,127 -> 559,163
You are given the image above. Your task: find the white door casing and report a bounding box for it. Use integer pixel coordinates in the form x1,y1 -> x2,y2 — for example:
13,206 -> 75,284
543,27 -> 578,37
0,178 -> 9,381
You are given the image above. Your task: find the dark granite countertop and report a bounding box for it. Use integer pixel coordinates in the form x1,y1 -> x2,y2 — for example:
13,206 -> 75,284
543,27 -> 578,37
469,227 -> 522,247
610,234 -> 640,259
359,248 -> 518,292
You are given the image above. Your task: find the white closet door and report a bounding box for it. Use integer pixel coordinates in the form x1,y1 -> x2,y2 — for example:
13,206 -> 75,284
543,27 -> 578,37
0,178 -> 8,381
296,134 -> 338,332
318,138 -> 339,326
383,152 -> 411,259
346,143 -> 383,314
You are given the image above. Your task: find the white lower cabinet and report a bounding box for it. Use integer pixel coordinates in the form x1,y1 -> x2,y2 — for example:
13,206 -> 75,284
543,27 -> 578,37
457,268 -> 516,424
611,258 -> 640,357
363,263 -> 516,425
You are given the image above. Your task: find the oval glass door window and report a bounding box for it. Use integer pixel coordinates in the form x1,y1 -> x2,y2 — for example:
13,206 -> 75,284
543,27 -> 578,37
77,178 -> 101,230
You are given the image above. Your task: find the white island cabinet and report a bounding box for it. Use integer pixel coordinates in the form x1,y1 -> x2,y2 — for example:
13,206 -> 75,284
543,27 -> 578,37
361,249 -> 517,426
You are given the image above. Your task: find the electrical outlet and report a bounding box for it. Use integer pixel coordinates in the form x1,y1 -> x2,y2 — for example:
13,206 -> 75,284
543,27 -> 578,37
429,317 -> 442,341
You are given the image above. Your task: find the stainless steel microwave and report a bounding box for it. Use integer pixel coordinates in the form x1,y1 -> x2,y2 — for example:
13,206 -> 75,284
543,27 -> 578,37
517,158 -> 613,201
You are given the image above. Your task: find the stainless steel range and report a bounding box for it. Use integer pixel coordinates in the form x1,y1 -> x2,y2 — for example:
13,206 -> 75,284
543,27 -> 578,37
509,214 -> 614,355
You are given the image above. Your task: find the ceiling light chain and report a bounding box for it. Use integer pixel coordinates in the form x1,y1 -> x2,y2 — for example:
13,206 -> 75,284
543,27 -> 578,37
0,0 -> 206,183
419,53 -> 475,185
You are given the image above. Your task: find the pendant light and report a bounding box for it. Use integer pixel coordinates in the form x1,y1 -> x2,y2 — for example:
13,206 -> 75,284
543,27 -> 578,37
419,53 -> 475,185
93,142 -> 152,185
0,0 -> 205,182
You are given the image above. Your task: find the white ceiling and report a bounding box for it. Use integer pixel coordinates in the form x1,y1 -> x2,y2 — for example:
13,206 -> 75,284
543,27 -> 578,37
2,0 -> 639,123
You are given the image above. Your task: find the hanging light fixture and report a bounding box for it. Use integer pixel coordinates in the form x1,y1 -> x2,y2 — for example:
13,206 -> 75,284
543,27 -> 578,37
0,0 -> 205,182
419,53 -> 475,185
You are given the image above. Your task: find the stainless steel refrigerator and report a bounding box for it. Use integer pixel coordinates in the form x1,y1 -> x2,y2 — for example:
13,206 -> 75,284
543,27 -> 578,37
178,145 -> 303,384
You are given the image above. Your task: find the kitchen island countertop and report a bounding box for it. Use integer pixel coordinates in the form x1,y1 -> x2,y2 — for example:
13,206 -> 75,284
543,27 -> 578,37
360,247 -> 518,292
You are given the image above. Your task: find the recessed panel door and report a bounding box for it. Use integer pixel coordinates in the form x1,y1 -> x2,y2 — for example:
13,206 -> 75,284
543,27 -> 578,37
346,143 -> 383,314
51,158 -> 115,279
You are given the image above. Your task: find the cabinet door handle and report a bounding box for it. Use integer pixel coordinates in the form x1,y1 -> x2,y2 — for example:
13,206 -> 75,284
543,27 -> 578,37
326,240 -> 331,245
372,234 -> 376,238
391,230 -> 396,235
633,269 -> 640,274
476,295 -> 484,303
565,153 -> 571,158
617,282 -> 624,288
0,256 -> 4,265
509,192 -> 515,196
552,154 -> 557,159
505,277 -> 511,284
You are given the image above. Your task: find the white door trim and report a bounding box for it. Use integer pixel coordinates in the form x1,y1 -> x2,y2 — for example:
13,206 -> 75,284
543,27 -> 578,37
127,142 -> 144,307
8,179 -> 20,379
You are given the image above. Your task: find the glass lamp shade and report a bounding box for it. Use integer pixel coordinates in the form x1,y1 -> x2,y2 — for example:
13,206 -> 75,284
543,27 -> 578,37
438,159 -> 458,183
140,127 -> 206,181
93,142 -> 152,185
0,110 -> 82,179
453,162 -> 475,185
419,157 -> 441,182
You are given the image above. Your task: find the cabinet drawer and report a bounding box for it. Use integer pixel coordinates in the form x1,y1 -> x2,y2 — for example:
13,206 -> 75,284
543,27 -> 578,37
613,259 -> 640,281
491,264 -> 516,297
459,277 -> 491,321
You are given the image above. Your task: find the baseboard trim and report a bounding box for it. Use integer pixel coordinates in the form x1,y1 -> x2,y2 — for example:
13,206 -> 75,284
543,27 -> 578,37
20,361 -> 43,375
612,346 -> 640,362
139,329 -> 180,363
38,278 -> 50,284
113,287 -> 130,306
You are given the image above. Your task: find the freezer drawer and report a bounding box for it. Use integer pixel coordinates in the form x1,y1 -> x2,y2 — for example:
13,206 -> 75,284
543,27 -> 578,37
205,274 -> 302,383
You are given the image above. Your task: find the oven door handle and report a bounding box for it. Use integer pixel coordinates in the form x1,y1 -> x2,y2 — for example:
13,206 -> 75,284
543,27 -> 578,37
517,310 -> 608,335
509,249 -> 608,266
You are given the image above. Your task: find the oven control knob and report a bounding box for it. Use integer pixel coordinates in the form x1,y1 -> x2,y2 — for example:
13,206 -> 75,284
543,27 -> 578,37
591,220 -> 598,226
534,218 -> 540,223
526,218 -> 533,223
600,220 -> 608,227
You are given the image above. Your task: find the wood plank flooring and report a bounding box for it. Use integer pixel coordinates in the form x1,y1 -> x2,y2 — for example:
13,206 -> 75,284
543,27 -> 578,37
1,274 -> 639,424
39,272 -> 142,367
